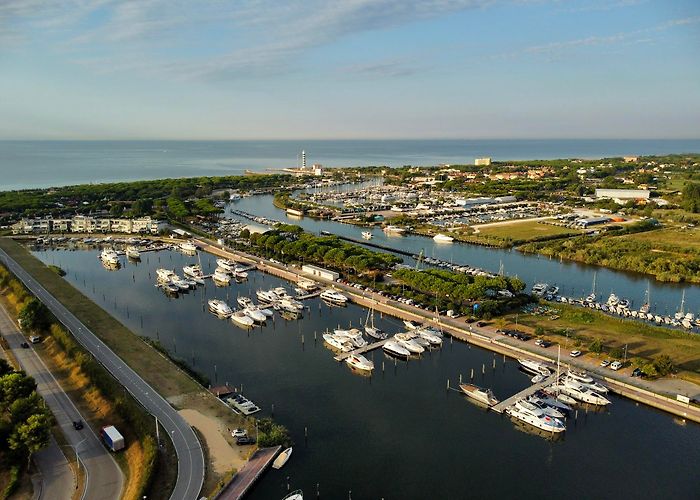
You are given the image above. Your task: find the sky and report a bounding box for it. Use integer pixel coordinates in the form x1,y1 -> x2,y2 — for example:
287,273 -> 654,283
0,0 -> 698,140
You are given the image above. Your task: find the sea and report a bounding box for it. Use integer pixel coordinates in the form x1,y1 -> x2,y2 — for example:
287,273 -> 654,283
1,139 -> 700,191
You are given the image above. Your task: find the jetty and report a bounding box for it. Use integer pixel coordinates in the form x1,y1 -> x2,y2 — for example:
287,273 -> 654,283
296,290 -> 322,300
215,446 -> 282,500
333,339 -> 390,361
491,376 -> 554,414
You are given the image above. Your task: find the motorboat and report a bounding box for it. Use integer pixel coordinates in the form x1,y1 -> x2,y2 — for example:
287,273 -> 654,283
216,258 -> 236,272
243,307 -> 267,323
256,289 -> 278,303
531,283 -> 548,297
517,358 -> 552,377
322,334 -> 353,352
567,369 -> 593,384
179,241 -> 197,253
506,402 -> 565,433
393,334 -> 424,354
237,297 -> 254,308
345,354 -> 374,371
531,374 -> 547,384
416,329 -> 442,346
319,289 -> 348,304
233,269 -> 248,280
296,279 -> 318,292
125,246 -> 140,259
382,340 -> 410,358
556,381 -> 610,405
334,328 -> 367,348
252,304 -> 274,318
156,268 -> 177,283
607,293 -> 620,307
361,231 -> 373,240
518,398 -> 565,420
212,270 -> 231,285
171,275 -> 192,291
231,311 -> 255,328
282,490 -> 303,500
433,233 -> 454,243
383,225 -> 405,234
100,248 -> 120,265
183,264 -> 204,279
403,320 -> 420,330
280,309 -> 302,321
564,376 -> 609,394
280,297 -> 304,311
459,383 -> 499,407
208,299 -> 232,317
272,447 -> 292,469
531,392 -> 572,415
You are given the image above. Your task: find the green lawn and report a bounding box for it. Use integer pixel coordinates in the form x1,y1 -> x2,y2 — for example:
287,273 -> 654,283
622,226 -> 700,250
476,219 -> 579,242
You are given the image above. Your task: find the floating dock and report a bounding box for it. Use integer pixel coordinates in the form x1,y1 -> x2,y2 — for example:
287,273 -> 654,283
333,339 -> 390,361
296,290 -> 322,300
491,376 -> 554,414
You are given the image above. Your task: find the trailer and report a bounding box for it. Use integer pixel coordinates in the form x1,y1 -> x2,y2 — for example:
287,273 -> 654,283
101,425 -> 125,452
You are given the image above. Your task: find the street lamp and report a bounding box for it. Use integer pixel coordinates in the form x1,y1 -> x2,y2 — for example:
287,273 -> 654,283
60,437 -> 87,490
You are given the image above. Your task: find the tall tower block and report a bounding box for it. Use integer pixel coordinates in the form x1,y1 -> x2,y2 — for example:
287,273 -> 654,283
302,150 -> 306,169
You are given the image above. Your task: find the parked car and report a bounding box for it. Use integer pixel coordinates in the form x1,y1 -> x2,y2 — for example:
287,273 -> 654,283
231,428 -> 247,438
570,350 -> 582,358
236,435 -> 256,445
631,368 -> 644,377
600,359 -> 611,368
73,420 -> 84,430
29,335 -> 42,344
610,361 -> 623,370
535,339 -> 552,348
476,321 -> 486,327
20,342 -> 30,349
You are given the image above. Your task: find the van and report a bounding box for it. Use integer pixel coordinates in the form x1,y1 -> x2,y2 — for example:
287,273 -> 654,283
29,335 -> 42,344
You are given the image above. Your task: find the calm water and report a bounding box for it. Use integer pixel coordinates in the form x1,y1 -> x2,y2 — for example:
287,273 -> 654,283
3,139 -> 700,190
33,247 -> 700,499
227,196 -> 700,319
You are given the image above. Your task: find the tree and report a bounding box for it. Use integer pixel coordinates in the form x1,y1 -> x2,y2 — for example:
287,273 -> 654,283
0,372 -> 37,408
18,298 -> 51,333
0,359 -> 11,377
589,338 -> 603,354
8,412 -> 52,466
652,355 -> 674,376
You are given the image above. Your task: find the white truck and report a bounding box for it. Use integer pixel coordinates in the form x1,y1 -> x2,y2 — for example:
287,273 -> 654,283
101,425 -> 125,452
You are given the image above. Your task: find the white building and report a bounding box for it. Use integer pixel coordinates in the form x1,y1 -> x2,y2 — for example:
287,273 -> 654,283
595,189 -> 650,202
302,264 -> 339,282
475,157 -> 492,166
11,216 -> 165,235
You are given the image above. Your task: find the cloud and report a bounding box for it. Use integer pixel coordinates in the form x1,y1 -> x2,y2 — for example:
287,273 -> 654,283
339,59 -> 425,79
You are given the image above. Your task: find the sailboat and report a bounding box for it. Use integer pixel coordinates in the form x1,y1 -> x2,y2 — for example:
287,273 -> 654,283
585,271 -> 597,303
364,305 -> 387,340
639,282 -> 651,315
674,290 -> 686,321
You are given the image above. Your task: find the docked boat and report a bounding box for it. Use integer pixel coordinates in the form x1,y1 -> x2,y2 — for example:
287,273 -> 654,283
517,358 -> 552,377
518,398 -> 565,420
319,289 -> 348,304
171,275 -> 192,291
557,381 -> 610,405
459,383 -> 498,406
216,258 -> 236,272
531,392 -> 572,415
506,402 -> 566,433
564,376 -> 608,394
256,289 -> 278,303
383,225 -> 405,234
334,328 -> 367,348
403,320 -> 420,330
100,248 -> 120,265
393,334 -> 424,354
322,334 -> 353,352
607,293 -> 620,307
212,270 -> 231,285
363,305 -> 387,340
531,283 -> 549,297
282,490 -> 303,500
208,299 -> 232,317
567,369 -> 593,384
183,264 -> 204,279
233,267 -> 249,280
237,297 -> 254,308
382,340 -> 410,358
433,233 -> 454,243
125,246 -> 140,259
252,304 -> 274,317
243,307 -> 267,323
296,279 -> 318,292
280,297 -> 304,311
231,311 -> 255,328
361,231 -> 373,240
272,447 -> 292,470
346,353 -> 374,371
416,329 -> 442,346
160,282 -> 179,294
156,268 -> 177,283
179,241 -> 197,253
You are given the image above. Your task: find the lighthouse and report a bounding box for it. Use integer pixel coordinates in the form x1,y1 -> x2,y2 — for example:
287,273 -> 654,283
302,150 -> 307,169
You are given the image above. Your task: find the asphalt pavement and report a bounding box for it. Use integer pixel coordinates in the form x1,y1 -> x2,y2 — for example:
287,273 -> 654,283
0,302 -> 123,500
0,247 -> 204,500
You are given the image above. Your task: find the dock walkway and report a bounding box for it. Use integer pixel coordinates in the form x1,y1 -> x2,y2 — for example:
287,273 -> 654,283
491,376 -> 554,414
215,446 -> 281,500
334,339 -> 389,361
296,290 -> 322,300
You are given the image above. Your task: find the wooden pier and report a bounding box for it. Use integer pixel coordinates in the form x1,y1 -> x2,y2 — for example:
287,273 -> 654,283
333,339 -> 389,361
215,446 -> 282,500
491,376 -> 555,414
296,290 -> 322,300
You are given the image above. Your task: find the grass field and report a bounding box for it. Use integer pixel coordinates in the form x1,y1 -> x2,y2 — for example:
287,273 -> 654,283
622,226 -> 700,250
475,219 -> 580,242
499,303 -> 700,385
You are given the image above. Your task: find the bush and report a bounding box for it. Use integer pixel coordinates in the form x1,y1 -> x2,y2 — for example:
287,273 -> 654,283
589,338 -> 603,354
256,418 -> 292,448
609,347 -> 623,359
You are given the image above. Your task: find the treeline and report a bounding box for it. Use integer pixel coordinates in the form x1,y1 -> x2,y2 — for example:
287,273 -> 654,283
0,359 -> 52,498
0,266 -> 162,499
391,268 -> 528,318
0,173 -> 293,220
245,224 -> 401,274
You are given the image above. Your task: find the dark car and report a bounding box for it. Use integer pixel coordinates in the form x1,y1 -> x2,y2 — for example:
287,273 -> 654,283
72,420 -> 84,430
236,435 -> 256,445
476,321 -> 487,327
20,342 -> 30,349
631,368 -> 644,377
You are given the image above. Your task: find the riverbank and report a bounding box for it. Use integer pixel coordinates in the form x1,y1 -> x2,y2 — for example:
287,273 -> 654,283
0,237 -> 256,498
194,236 -> 700,423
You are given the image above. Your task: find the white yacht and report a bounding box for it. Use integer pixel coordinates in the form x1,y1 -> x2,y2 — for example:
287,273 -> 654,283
272,447 -> 292,470
361,231 -> 373,240
100,248 -> 120,265
171,275 -> 192,291
334,328 -> 367,348
403,320 -> 420,330
345,354 -> 374,372
416,329 -> 442,346
556,381 -> 610,405
506,402 -> 566,433
319,289 -> 348,304
212,270 -> 231,285
251,304 -> 274,318
237,297 -> 254,308
231,310 -> 255,328
233,267 -> 248,280
125,246 -> 140,259
216,258 -> 236,272
243,307 -> 267,323
459,383 -> 499,406
280,297 -> 304,311
208,299 -> 232,317
566,369 -> 593,384
607,293 -> 620,307
516,398 -> 565,420
383,225 -> 405,234
256,289 -> 278,303
393,334 -> 424,354
296,279 -> 318,292
156,268 -> 177,283
282,489 -> 303,500
179,241 -> 197,253
272,287 -> 292,299
433,233 -> 454,243
517,358 -> 552,376
323,333 -> 353,352
183,264 -> 204,279
564,376 -> 608,394
382,340 -> 410,358
531,283 -> 548,297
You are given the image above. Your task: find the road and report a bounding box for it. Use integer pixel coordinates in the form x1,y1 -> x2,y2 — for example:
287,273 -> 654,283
0,302 -> 123,500
0,248 -> 205,500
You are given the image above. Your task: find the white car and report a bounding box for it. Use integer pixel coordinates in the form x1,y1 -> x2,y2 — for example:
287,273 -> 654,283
570,350 -> 582,358
610,361 -> 623,371
231,428 -> 247,438
600,359 -> 611,367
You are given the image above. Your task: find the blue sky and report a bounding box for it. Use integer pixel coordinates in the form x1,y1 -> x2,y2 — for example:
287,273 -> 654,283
0,0 -> 698,139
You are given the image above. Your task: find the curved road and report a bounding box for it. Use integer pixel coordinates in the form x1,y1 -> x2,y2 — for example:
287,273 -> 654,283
0,248 -> 204,500
0,303 -> 123,500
